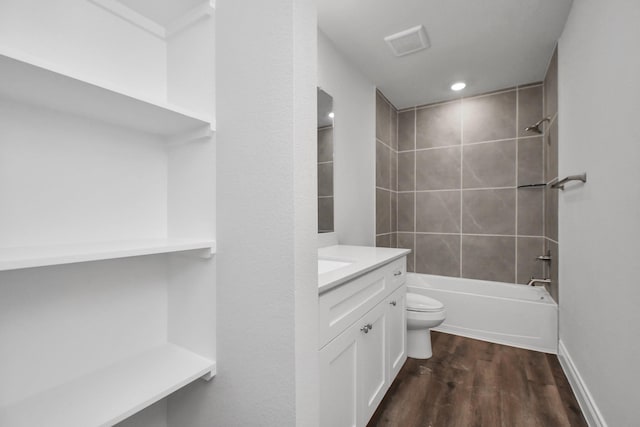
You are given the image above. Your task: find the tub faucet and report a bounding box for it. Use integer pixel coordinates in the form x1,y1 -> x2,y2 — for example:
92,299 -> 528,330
527,277 -> 551,287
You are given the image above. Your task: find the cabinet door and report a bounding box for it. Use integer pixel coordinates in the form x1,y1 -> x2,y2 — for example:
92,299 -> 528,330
387,285 -> 407,382
357,302 -> 388,426
319,322 -> 360,427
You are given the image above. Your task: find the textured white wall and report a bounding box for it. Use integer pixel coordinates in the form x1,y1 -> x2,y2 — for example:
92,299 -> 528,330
558,1 -> 640,425
318,31 -> 376,246
190,0 -> 318,425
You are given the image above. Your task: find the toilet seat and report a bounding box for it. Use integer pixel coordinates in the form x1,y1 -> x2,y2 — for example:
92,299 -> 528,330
406,293 -> 444,313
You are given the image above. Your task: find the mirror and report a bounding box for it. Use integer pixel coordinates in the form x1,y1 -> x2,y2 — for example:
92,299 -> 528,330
317,88 -> 334,233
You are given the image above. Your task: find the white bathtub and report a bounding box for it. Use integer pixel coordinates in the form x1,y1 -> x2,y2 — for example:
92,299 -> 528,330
407,273 -> 558,354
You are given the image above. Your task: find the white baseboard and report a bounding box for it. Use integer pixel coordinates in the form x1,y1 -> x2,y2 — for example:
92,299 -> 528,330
557,340 -> 608,427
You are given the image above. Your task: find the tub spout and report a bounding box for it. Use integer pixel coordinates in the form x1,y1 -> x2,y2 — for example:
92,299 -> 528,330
527,277 -> 551,287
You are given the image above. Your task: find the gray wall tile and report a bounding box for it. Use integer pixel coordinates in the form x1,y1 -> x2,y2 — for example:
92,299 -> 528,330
416,101 -> 462,149
318,197 -> 334,232
463,90 -> 517,143
415,234 -> 461,277
545,188 -> 558,241
518,189 -> 544,236
461,235 -> 515,283
415,191 -> 461,233
391,109 -> 398,151
462,189 -> 516,235
518,137 -> 544,185
397,193 -> 415,232
376,188 -> 391,234
376,91 -> 391,144
397,233 -> 415,272
398,151 -> 415,191
375,84 -> 551,286
462,139 -> 516,188
376,141 -> 391,190
390,150 -> 398,191
545,239 -> 559,302
376,234 -> 391,248
318,163 -> 333,197
398,110 -> 415,151
318,127 -> 333,163
416,147 -> 461,190
518,85 -> 543,138
517,237 -> 545,284
390,191 -> 397,233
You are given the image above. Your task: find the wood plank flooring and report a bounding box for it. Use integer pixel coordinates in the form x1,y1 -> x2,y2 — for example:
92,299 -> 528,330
367,332 -> 588,427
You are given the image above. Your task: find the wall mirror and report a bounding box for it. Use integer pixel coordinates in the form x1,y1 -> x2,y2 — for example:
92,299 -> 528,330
317,88 -> 334,233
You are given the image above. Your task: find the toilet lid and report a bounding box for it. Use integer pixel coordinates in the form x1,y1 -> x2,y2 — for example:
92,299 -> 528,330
406,293 -> 444,312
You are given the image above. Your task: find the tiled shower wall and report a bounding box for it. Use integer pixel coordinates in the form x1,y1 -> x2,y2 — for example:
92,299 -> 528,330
376,85 -> 550,285
544,47 -> 560,300
375,91 -> 399,248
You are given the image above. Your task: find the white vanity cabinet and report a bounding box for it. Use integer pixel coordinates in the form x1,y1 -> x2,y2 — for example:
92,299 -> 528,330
319,256 -> 408,427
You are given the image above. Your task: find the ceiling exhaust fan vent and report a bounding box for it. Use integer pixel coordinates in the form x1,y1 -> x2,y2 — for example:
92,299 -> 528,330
384,25 -> 430,57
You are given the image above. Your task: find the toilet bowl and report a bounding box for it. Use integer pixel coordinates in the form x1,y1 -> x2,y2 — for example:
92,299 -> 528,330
406,293 -> 446,359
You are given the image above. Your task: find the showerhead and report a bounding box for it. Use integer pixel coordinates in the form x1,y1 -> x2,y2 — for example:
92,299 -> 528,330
524,117 -> 551,134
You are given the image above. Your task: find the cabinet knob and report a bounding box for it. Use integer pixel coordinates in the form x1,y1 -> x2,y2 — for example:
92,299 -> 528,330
360,325 -> 369,334
393,270 -> 402,276
390,300 -> 397,306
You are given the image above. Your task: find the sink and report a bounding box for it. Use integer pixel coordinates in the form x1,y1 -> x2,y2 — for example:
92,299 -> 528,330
318,259 -> 352,274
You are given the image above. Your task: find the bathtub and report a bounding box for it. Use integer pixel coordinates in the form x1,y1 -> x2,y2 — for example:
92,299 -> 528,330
407,273 -> 558,354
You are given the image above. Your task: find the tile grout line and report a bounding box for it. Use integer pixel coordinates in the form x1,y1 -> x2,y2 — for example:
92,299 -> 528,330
460,98 -> 464,277
413,107 -> 417,271
395,134 -> 541,154
388,106 -> 392,242
515,88 -> 519,284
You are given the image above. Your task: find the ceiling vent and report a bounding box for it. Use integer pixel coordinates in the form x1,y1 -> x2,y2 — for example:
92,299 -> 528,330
384,25 -> 430,57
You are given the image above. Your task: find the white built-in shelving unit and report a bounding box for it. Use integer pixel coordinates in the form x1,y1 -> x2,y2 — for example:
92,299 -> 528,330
0,1 -> 217,425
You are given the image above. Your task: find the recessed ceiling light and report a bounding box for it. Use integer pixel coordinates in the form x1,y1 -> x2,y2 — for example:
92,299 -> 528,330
328,112 -> 335,118
451,82 -> 466,91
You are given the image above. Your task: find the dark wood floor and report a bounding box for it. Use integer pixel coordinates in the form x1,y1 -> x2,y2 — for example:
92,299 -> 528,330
368,332 -> 588,427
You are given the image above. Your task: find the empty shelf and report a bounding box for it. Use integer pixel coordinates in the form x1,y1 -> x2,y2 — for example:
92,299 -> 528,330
0,344 -> 215,427
0,238 -> 216,271
0,47 -> 214,136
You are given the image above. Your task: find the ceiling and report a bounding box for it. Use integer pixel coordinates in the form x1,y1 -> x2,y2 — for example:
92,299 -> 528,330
318,0 -> 573,109
118,0 -> 204,26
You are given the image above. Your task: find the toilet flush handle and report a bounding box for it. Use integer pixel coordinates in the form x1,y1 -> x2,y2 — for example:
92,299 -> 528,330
393,270 -> 402,276
390,300 -> 397,306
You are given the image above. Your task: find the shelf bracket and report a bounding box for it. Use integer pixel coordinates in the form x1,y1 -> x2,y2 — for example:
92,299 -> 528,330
166,126 -> 213,147
201,365 -> 216,381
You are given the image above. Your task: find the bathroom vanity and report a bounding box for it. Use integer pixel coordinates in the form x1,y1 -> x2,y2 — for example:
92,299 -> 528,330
318,245 -> 410,427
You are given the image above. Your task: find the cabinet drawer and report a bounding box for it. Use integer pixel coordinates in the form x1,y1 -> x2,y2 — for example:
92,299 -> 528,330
319,266 -> 388,348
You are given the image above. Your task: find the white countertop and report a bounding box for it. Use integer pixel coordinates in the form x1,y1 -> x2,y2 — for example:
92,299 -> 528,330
318,245 -> 411,294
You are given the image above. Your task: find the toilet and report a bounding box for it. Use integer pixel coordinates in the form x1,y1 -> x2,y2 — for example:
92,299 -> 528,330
406,293 -> 446,359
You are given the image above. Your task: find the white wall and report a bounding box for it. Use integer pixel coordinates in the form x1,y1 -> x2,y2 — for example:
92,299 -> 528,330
318,31 -> 376,246
197,0 -> 318,425
0,0 -> 167,99
558,1 -> 640,425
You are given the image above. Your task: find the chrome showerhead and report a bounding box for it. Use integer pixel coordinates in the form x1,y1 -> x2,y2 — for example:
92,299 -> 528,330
524,117 -> 551,134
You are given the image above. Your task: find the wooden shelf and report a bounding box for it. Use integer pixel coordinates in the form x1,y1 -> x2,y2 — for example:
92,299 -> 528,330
0,238 -> 216,271
0,344 -> 216,427
0,47 -> 215,136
